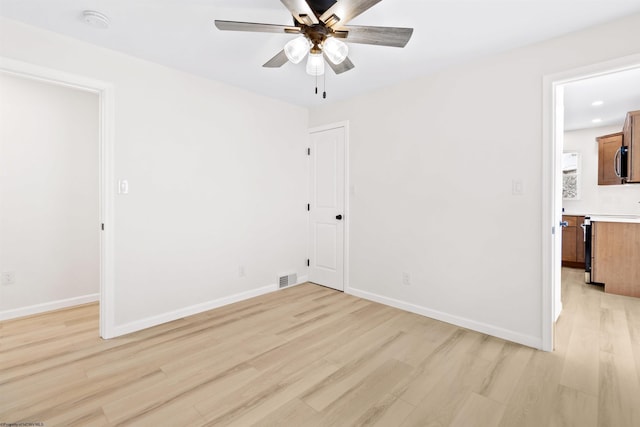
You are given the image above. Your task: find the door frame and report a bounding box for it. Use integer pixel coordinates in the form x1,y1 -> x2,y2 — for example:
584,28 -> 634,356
0,57 -> 116,339
307,121 -> 350,292
541,53 -> 640,351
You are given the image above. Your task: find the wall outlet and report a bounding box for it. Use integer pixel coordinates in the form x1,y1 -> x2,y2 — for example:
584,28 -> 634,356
238,266 -> 246,277
118,179 -> 129,195
402,272 -> 411,286
512,179 -> 524,195
1,271 -> 16,286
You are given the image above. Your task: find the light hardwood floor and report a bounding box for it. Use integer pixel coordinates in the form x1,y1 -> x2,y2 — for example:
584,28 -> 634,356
1,268 -> 639,426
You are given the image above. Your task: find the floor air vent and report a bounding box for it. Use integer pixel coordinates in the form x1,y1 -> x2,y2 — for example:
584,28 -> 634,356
278,273 -> 297,289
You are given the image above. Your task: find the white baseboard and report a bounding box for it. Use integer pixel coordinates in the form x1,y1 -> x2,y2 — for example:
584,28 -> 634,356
286,275 -> 309,288
111,279 -> 311,338
102,274 -> 311,338
347,287 -> 542,349
0,293 -> 99,321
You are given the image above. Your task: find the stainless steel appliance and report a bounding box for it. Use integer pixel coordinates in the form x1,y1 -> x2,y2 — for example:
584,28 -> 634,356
583,217 -> 592,283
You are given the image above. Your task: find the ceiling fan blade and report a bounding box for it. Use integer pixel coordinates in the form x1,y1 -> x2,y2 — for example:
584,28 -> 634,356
214,20 -> 300,34
324,54 -> 355,74
340,25 -> 413,47
263,50 -> 290,68
319,0 -> 382,27
280,0 -> 319,25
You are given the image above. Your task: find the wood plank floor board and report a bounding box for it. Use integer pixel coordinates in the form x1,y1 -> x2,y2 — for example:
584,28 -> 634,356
247,303 -> 396,375
218,362 -> 340,427
310,358 -> 414,427
1,321 -> 95,354
0,316 -> 195,385
1,366 -> 88,413
352,393 -> 415,427
598,347 -> 640,426
194,358 -> 339,426
390,329 -> 483,406
600,307 -> 631,354
322,311 -> 410,365
448,392 -> 505,427
301,331 -> 409,411
0,303 -> 96,333
553,309 -> 576,358
84,331 -> 220,379
104,363 -> 261,424
158,333 -> 286,381
111,400 -> 207,427
249,398 -> 322,427
559,325 -> 600,396
549,384 -> 598,427
272,295 -> 369,341
399,352 -> 494,427
624,298 -> 640,345
497,350 -> 563,427
1,273 -> 640,426
56,407 -> 109,427
633,343 -> 640,386
3,366 -> 166,423
474,334 -> 508,363
476,342 -> 535,404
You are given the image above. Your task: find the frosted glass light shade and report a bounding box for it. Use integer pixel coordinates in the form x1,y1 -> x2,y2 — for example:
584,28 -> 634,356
306,53 -> 325,76
323,37 -> 348,65
284,36 -> 310,64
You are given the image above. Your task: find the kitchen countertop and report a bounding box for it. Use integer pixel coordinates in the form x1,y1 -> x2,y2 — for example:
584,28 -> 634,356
588,214 -> 640,224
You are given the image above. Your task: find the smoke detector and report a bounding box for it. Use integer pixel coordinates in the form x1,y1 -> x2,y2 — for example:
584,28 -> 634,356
82,10 -> 110,29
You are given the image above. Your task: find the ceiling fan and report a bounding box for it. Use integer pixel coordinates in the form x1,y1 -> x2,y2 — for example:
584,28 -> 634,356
214,0 -> 413,77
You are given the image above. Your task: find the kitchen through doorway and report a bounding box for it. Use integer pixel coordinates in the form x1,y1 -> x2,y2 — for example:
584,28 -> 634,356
543,55 -> 640,351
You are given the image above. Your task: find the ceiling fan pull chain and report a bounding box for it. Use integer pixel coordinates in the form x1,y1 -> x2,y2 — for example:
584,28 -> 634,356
315,72 -> 318,94
323,71 -> 327,99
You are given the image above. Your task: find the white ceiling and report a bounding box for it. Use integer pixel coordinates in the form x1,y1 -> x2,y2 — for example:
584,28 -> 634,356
1,0 -> 640,109
563,67 -> 640,131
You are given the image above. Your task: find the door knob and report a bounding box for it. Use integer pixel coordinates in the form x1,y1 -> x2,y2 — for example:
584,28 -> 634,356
336,214 -> 343,220
560,221 -> 569,228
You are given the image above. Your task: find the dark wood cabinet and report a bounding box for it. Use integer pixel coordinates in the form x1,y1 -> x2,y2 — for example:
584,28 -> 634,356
562,215 -> 585,268
624,110 -> 640,183
597,132 -> 625,185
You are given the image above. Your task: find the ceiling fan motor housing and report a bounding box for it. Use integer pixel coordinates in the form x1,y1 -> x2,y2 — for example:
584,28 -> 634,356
303,24 -> 330,53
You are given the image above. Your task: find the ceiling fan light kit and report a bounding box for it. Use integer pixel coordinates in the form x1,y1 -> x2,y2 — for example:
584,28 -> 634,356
215,0 -> 414,96
323,37 -> 348,65
306,52 -> 325,76
284,36 -> 311,64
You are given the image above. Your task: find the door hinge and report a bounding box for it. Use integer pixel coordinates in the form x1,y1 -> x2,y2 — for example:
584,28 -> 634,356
307,259 -> 310,267
307,203 -> 310,211
307,147 -> 311,156
552,226 -> 555,235
101,223 -> 104,231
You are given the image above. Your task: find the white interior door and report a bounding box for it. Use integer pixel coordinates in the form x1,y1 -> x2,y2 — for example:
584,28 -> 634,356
309,126 -> 345,291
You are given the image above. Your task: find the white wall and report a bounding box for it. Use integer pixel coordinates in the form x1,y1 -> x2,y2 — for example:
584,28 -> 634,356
563,124 -> 640,215
309,14 -> 640,348
0,73 -> 99,316
0,18 -> 309,332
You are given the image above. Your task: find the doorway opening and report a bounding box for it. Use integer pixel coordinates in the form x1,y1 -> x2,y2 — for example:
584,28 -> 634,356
542,54 -> 640,351
0,57 -> 115,338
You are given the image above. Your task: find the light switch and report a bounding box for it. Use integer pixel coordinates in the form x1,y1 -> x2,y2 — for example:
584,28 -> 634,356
118,180 -> 129,195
